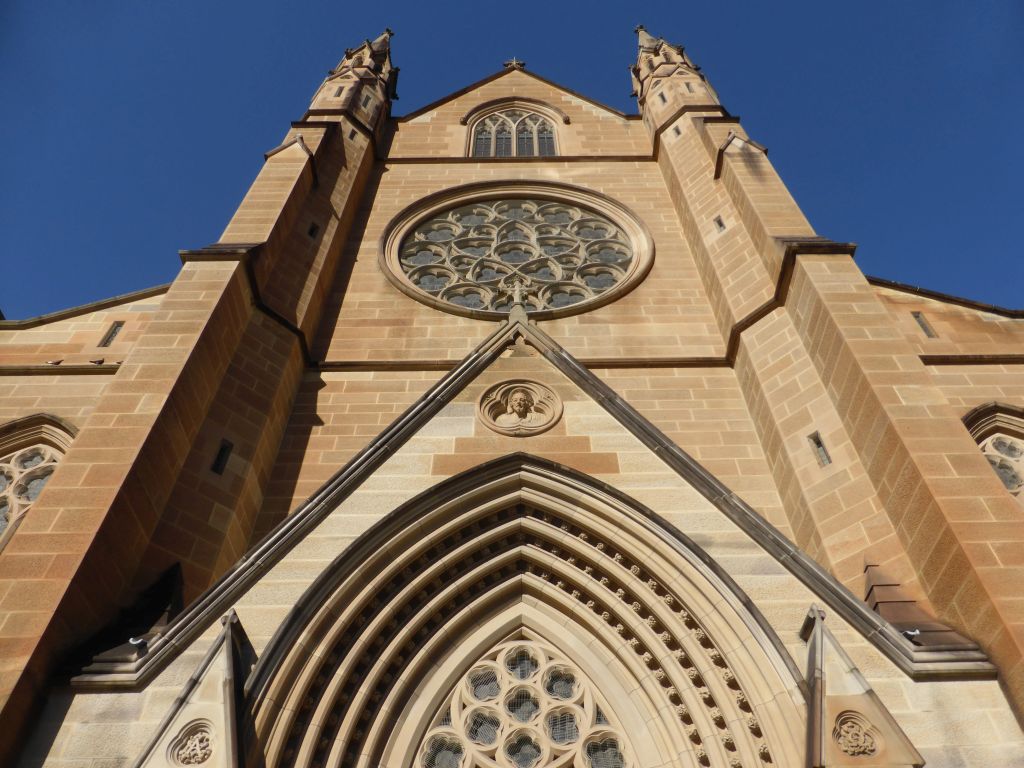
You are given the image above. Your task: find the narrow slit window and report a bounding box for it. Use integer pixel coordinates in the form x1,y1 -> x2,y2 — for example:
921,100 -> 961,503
808,432 -> 832,467
348,128 -> 357,140
685,82 -> 695,93
911,311 -> 937,338
307,222 -> 320,239
672,125 -> 681,137
361,93 -> 372,108
713,216 -> 726,233
334,86 -> 344,97
211,439 -> 234,475
98,321 -> 124,348
658,92 -> 667,104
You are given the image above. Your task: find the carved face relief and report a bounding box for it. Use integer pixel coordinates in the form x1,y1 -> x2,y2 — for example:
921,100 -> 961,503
478,381 -> 562,437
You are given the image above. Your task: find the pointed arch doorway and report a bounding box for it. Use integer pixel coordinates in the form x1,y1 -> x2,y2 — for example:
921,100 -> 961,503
246,455 -> 806,768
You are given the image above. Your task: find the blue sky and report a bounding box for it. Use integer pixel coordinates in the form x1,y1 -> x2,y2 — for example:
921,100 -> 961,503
1,1 -> 1021,318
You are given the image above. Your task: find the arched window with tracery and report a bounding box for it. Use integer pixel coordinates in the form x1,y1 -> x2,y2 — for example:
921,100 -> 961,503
472,111 -> 557,158
963,402 -> 1024,508
0,414 -> 75,549
980,434 -> 1024,500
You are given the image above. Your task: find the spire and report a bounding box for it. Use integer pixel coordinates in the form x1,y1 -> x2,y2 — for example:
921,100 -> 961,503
370,27 -> 393,53
313,28 -> 399,133
635,24 -> 661,52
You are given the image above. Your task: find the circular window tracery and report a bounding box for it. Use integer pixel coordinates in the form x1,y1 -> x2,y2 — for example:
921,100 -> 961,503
418,641 -> 629,768
0,444 -> 60,538
383,188 -> 652,320
981,432 -> 1024,497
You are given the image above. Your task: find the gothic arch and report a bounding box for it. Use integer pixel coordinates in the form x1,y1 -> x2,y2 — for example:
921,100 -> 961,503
962,401 -> 1024,502
460,98 -> 571,127
245,455 -> 806,768
0,413 -> 76,549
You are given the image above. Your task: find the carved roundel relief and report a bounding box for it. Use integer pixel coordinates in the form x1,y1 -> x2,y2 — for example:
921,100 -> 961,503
832,710 -> 880,757
478,380 -> 562,437
168,720 -> 213,766
381,182 -> 654,320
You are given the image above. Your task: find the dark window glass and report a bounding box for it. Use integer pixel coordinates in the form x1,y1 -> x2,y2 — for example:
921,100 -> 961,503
473,124 -> 492,157
517,124 -> 534,157
495,124 -> 512,157
98,321 -> 124,348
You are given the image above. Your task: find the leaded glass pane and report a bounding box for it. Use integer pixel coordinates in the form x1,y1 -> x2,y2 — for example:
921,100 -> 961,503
472,124 -> 492,157
538,125 -> 556,156
495,124 -> 513,157
517,123 -> 535,157
471,111 -> 557,157
397,198 -> 633,315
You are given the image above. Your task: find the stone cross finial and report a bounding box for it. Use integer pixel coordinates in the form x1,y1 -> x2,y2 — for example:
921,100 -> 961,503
503,57 -> 526,70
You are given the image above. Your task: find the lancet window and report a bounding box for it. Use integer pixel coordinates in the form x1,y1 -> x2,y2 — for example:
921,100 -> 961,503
472,111 -> 556,158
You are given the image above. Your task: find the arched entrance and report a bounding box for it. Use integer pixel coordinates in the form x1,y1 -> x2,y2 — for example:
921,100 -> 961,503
246,455 -> 806,767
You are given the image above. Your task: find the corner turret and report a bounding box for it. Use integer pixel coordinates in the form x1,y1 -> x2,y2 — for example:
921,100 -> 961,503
310,28 -> 399,135
631,25 -> 718,133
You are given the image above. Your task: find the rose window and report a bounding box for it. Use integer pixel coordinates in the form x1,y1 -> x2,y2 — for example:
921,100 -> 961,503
0,444 -> 60,539
418,641 -> 629,768
980,433 -> 1024,501
395,198 -> 637,318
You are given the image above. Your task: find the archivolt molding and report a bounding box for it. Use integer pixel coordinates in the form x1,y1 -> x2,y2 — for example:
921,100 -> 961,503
247,459 -> 806,768
962,401 -> 1024,441
0,412 -> 77,455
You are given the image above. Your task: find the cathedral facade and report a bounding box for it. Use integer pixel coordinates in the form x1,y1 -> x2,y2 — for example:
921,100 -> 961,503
3,27 -> 1024,767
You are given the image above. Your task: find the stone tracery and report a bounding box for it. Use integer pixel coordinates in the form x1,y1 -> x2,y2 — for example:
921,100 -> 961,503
419,640 -> 629,768
396,198 -> 635,316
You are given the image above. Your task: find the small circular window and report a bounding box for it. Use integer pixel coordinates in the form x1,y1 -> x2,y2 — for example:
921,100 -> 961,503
382,185 -> 652,320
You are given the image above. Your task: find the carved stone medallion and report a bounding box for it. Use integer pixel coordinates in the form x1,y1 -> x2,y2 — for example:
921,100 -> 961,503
478,380 -> 562,436
832,711 -> 878,757
169,720 -> 213,765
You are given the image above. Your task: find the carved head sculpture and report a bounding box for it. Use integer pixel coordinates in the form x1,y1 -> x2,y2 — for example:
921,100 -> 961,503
507,388 -> 534,418
478,380 -> 563,437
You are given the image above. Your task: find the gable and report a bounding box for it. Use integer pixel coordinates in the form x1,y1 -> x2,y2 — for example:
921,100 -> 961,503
389,69 -> 649,158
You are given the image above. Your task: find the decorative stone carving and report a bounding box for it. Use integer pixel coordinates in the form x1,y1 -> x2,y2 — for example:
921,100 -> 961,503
478,380 -> 562,436
170,721 -> 213,765
832,711 -> 878,757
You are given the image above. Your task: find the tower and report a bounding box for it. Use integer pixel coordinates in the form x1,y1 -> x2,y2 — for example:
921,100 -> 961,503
4,26 -> 1024,767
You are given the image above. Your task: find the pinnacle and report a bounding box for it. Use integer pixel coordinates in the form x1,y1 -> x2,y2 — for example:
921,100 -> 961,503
635,24 -> 662,52
370,28 -> 393,51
